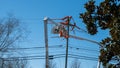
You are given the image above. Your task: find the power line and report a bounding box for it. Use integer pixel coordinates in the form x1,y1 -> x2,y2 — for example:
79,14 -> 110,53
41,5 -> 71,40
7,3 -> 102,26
68,46 -> 99,52
6,44 -> 99,53
2,54 -> 98,61
7,50 -> 98,58
7,45 -> 63,50
4,44 -> 99,59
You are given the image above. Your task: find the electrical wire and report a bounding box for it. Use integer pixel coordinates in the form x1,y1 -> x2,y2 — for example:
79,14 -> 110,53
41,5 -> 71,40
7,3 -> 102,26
4,45 -> 99,58
6,44 -> 99,53
68,46 -> 99,52
7,45 -> 63,50
2,54 -> 98,61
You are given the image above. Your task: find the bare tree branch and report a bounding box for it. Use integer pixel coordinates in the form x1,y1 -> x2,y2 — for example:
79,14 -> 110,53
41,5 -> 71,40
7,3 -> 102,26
70,59 -> 81,68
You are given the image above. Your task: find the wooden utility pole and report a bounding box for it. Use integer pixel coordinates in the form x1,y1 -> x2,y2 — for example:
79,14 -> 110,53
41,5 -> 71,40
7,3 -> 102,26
65,17 -> 70,68
44,17 -> 49,68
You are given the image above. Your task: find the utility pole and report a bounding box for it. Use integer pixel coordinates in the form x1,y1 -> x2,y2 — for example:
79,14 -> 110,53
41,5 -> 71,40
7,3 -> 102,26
97,59 -> 101,68
44,17 -> 49,68
43,16 -> 101,68
65,17 -> 70,68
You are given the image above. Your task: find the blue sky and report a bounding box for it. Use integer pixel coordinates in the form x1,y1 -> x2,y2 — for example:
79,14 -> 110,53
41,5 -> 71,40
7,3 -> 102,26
0,0 -> 108,68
